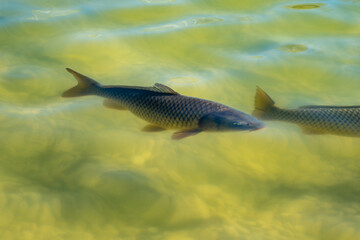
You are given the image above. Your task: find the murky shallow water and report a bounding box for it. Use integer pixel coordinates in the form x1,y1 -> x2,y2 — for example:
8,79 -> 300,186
1,0 -> 360,239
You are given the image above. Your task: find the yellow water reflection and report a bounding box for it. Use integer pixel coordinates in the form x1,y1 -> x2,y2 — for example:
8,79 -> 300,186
0,0 -> 359,239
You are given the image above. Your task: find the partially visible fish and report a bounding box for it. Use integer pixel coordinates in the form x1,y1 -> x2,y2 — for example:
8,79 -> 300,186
253,87 -> 360,137
62,68 -> 265,140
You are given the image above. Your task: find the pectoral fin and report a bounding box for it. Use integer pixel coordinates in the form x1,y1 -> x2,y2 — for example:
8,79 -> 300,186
103,99 -> 127,110
142,125 -> 166,132
172,129 -> 202,140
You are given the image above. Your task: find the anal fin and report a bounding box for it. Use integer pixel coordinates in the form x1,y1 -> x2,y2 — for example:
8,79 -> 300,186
103,99 -> 127,110
142,125 -> 166,132
172,129 -> 202,140
300,126 -> 324,135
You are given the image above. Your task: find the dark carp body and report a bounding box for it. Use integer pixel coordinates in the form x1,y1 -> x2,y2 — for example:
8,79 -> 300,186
253,87 -> 360,137
62,68 -> 265,140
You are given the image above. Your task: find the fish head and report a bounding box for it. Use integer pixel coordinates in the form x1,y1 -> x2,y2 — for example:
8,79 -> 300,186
198,110 -> 265,132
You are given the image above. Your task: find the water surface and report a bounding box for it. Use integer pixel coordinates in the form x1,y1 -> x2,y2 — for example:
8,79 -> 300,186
1,0 -> 360,239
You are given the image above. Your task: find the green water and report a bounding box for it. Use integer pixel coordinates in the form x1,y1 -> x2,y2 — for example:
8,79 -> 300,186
1,0 -> 360,239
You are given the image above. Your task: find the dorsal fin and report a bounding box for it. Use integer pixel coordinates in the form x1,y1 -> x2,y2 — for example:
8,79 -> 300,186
152,83 -> 179,95
252,86 -> 276,118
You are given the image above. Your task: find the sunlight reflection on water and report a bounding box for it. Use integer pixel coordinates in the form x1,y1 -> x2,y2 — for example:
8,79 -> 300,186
0,0 -> 359,239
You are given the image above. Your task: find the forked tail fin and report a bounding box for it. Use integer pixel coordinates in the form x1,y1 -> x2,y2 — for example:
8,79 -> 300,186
253,86 -> 277,119
62,68 -> 101,97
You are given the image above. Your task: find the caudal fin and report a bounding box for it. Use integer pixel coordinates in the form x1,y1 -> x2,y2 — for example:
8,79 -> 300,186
253,86 -> 276,119
62,68 -> 100,97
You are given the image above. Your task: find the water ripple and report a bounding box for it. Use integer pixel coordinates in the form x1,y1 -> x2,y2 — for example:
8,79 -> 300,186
286,3 -> 325,10
280,44 -> 308,53
141,0 -> 176,3
144,16 -> 223,33
27,9 -> 80,21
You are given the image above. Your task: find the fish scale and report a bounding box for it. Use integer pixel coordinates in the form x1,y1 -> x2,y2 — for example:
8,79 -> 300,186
111,92 -> 229,129
271,108 -> 360,135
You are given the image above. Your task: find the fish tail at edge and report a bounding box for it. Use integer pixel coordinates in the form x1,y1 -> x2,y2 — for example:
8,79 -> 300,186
253,86 -> 277,119
62,68 -> 101,97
